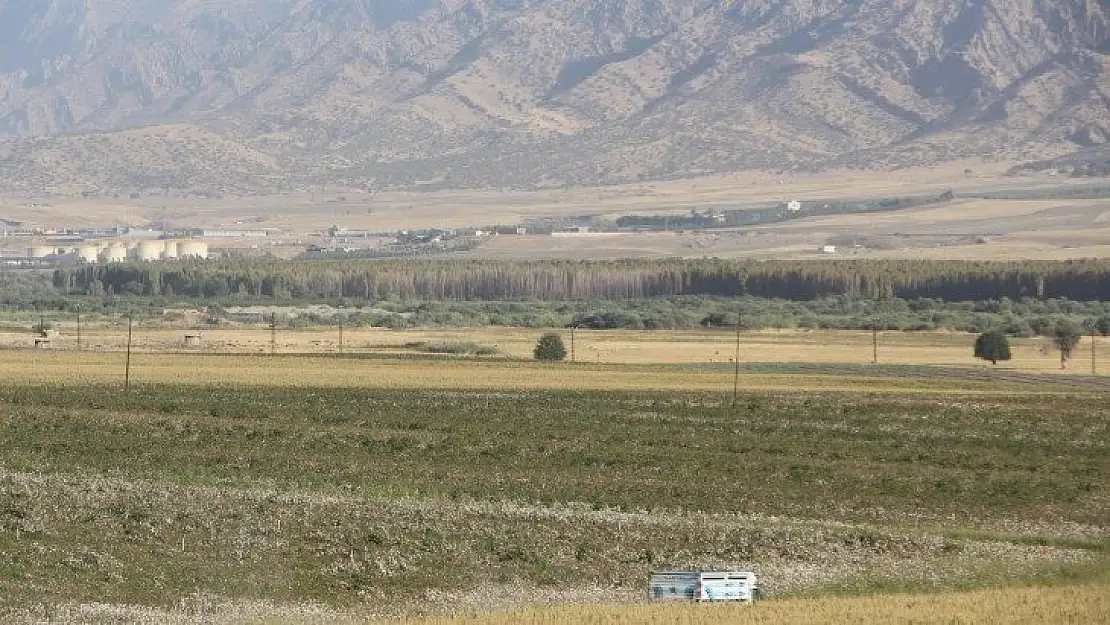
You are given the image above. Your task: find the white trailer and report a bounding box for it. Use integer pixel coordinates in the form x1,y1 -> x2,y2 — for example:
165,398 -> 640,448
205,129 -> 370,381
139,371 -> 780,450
649,570 -> 759,603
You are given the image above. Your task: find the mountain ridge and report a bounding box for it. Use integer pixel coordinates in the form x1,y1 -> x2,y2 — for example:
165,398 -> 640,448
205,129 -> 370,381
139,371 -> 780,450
0,0 -> 1107,194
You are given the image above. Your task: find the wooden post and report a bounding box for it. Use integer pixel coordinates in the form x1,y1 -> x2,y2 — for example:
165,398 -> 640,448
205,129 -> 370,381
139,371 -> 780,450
124,313 -> 133,391
732,311 -> 742,406
1093,332 -> 1097,376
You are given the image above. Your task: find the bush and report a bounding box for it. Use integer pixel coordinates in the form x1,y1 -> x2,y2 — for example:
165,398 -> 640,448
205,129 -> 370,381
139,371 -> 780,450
422,342 -> 499,356
534,332 -> 567,362
974,331 -> 1012,365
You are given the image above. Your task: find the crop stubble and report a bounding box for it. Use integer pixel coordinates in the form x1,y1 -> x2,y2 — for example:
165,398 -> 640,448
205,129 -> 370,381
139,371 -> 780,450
0,355 -> 1105,622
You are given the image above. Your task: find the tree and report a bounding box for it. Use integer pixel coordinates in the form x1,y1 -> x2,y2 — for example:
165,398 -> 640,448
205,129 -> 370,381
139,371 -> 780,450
1054,319 -> 1082,368
533,332 -> 567,361
1096,315 -> 1110,337
974,330 -> 1012,365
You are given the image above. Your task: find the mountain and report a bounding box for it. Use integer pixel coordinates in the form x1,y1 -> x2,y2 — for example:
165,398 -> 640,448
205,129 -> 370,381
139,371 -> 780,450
0,0 -> 1107,194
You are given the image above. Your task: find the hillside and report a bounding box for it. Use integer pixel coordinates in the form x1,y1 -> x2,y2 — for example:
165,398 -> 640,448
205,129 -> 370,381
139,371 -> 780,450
0,0 -> 1108,194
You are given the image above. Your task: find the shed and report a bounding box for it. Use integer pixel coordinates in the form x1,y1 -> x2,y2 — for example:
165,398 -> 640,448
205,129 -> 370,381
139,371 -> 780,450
184,333 -> 203,347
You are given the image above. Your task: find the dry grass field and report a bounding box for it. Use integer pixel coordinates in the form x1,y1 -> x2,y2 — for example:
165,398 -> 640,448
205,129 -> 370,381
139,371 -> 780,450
398,583 -> 1110,625
19,581 -> 1109,624
0,341 -> 1105,623
471,197 -> 1110,260
4,166 -> 1109,261
1,164 -> 1018,231
2,327 -> 1106,374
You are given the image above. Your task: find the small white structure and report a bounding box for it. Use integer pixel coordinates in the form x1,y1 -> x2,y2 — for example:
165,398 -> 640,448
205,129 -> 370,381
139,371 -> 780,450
28,246 -> 56,258
820,245 -> 837,254
163,240 -> 180,259
787,200 -> 802,212
649,571 -> 759,603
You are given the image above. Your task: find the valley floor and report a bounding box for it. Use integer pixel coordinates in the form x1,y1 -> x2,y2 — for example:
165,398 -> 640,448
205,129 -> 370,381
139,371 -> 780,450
0,332 -> 1104,623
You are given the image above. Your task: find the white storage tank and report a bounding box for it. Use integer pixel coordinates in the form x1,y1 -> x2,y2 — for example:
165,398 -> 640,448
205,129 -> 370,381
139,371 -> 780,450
162,240 -> 179,259
101,243 -> 128,263
28,246 -> 56,258
137,240 -> 165,261
179,241 -> 209,259
78,245 -> 101,263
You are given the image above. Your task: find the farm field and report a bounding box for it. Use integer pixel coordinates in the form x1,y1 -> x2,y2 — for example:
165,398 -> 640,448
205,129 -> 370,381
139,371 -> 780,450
400,583 -> 1110,625
2,350 -> 1110,394
0,352 -> 1106,623
1,327 -> 1107,373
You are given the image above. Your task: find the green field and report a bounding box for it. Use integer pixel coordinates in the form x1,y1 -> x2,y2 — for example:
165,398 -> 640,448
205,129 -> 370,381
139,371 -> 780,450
0,359 -> 1106,622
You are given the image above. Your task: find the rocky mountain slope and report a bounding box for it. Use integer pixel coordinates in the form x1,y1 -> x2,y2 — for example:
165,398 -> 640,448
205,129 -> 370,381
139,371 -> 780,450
0,0 -> 1107,194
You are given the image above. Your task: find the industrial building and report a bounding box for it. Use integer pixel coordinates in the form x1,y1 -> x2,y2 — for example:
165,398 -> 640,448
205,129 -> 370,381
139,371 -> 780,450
22,240 -> 209,263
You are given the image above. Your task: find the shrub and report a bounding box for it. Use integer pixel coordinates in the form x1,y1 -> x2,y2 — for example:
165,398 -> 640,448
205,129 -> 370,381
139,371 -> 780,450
1096,315 -> 1110,337
422,342 -> 499,356
533,333 -> 567,362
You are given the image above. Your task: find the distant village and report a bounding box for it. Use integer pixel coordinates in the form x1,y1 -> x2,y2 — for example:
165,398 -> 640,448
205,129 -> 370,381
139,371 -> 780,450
1,191 -> 955,266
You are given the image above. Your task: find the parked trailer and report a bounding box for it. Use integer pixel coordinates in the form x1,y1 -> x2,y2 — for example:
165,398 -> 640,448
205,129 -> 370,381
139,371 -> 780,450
649,571 -> 759,603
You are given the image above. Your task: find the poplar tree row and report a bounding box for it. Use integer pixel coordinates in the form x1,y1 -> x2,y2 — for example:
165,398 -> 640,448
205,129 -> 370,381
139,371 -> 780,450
52,258 -> 1110,302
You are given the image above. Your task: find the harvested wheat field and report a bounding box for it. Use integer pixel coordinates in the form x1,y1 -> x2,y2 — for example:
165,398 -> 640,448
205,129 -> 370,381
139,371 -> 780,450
0,364 -> 1105,623
2,327 -> 1106,373
1,349 -> 1107,394
0,336 -> 1105,623
399,583 -> 1110,625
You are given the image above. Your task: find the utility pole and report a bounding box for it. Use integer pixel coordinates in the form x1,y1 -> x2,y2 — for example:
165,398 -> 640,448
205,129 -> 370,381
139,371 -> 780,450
570,325 -> 576,363
339,320 -> 344,355
1093,331 -> 1098,376
76,306 -> 81,350
872,322 -> 879,365
124,313 -> 133,391
270,313 -> 277,355
732,311 -> 742,406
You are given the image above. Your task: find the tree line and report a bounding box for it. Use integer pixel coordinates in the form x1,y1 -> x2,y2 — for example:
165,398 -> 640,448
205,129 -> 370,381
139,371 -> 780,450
51,258 -> 1110,302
